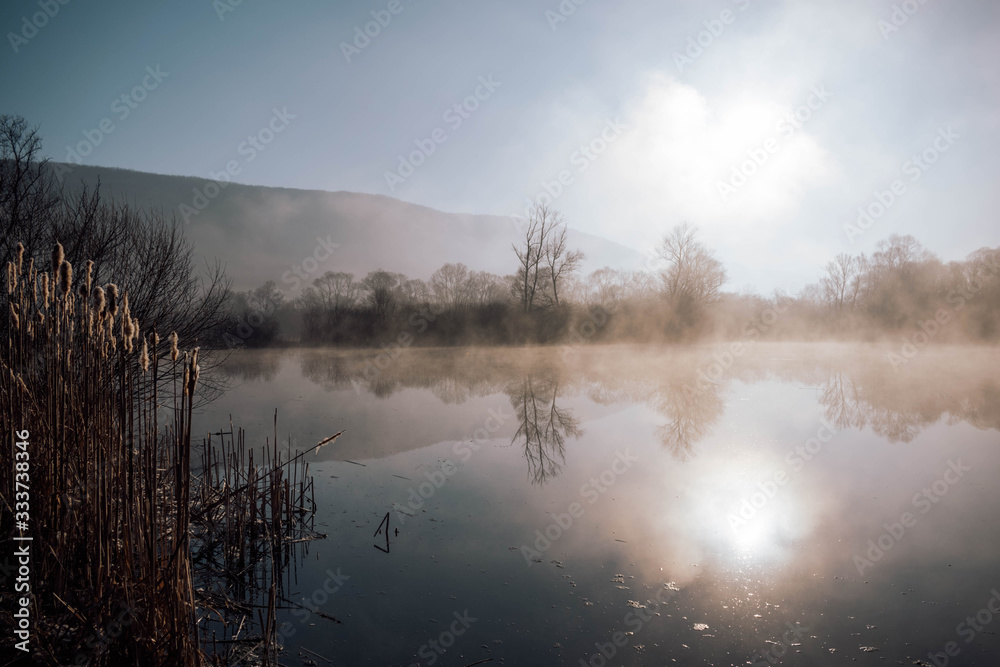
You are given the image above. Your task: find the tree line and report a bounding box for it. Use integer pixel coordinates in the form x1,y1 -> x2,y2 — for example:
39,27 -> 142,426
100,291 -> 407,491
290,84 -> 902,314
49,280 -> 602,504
223,205 -> 732,347
3,112 -> 997,352
228,221 -> 999,349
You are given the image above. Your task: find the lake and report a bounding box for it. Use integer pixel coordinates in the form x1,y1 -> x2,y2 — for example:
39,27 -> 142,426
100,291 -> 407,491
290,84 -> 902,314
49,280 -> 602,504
196,343 -> 1000,666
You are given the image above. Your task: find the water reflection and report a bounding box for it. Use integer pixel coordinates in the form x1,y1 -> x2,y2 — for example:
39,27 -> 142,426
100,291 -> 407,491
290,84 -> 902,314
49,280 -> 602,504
506,375 -> 580,484
816,364 -> 1000,442
209,344 -> 1000,665
221,344 -> 1000,470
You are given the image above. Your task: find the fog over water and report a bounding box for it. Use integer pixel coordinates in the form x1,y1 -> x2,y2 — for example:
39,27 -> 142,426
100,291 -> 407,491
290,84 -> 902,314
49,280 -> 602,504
199,343 -> 1000,665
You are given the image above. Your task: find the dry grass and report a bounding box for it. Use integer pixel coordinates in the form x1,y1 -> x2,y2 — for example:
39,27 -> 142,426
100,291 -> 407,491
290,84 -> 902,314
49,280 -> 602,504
1,243 -> 321,666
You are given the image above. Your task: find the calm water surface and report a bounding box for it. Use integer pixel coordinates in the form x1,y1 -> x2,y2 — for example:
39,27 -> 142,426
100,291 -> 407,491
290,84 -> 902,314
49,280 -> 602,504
196,344 -> 1000,666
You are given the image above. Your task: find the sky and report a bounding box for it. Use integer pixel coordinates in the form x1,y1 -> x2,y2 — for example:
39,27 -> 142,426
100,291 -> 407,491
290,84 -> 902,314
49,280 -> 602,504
2,0 -> 998,294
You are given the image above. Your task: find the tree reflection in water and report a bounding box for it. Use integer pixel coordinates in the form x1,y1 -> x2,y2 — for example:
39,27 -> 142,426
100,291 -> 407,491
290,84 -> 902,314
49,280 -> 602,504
507,376 -> 582,485
219,345 -> 1000,479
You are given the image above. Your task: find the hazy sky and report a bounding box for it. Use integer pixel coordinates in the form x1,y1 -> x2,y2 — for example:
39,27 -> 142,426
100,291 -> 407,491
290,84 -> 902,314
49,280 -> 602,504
2,0 -> 998,293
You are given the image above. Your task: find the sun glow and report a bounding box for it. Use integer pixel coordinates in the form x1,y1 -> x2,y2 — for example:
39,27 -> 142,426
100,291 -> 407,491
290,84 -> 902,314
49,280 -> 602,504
680,453 -> 816,565
578,74 -> 835,251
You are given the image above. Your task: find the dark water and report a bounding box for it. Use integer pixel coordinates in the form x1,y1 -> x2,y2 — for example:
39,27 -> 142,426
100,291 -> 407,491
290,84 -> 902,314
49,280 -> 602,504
196,343 -> 1000,666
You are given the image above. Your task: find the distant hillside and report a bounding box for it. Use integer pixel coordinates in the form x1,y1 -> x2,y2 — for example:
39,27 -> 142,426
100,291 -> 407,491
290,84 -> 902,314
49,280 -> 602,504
51,163 -> 645,291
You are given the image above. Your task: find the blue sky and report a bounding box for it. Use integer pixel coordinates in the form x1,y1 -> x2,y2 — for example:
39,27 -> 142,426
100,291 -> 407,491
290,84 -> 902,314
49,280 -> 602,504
2,0 -> 998,293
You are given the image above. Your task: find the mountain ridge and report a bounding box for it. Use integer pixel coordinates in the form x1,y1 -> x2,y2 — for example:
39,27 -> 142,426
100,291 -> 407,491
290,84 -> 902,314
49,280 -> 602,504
50,162 -> 646,292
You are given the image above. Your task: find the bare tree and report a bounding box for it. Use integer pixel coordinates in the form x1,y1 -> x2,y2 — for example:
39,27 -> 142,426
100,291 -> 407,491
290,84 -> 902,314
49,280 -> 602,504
396,277 -> 429,305
313,271 -> 359,314
361,269 -> 399,322
227,280 -> 284,346
655,223 -> 726,328
512,204 -> 559,313
467,270 -> 508,306
430,262 -> 472,309
249,280 -> 284,314
820,253 -> 861,311
0,115 -> 60,263
873,234 -> 927,271
544,223 -> 585,307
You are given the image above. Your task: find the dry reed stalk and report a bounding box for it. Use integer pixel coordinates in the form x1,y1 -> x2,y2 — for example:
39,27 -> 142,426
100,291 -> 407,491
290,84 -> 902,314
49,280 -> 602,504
1,243 -> 326,666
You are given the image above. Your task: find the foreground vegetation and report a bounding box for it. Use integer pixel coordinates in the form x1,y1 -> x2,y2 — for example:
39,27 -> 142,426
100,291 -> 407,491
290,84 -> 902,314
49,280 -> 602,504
1,244 -> 323,665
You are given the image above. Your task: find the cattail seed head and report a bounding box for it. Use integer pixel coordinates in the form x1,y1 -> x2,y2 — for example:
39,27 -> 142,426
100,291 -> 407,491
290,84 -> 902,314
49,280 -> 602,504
187,348 -> 200,396
52,242 -> 64,275
106,284 -> 119,318
6,262 -> 14,295
123,317 -> 135,352
140,338 -> 149,373
41,273 -> 50,309
93,286 -> 106,314
16,243 -> 24,274
58,260 -> 72,296
169,331 -> 179,361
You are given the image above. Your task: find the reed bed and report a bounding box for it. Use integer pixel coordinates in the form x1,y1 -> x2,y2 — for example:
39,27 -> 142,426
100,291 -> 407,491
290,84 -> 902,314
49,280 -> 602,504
1,243 -> 321,666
